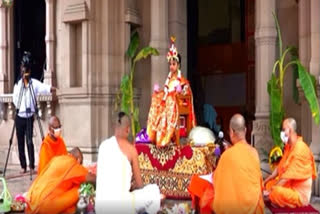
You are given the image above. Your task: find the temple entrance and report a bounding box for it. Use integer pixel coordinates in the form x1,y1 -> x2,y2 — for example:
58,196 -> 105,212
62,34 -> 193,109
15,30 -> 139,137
14,0 -> 46,83
187,0 -> 255,141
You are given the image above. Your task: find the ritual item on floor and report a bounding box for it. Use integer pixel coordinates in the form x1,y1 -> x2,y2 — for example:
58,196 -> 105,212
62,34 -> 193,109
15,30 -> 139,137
0,177 -> 12,213
268,146 -> 283,170
10,194 -> 26,212
135,143 -> 217,199
188,126 -> 215,147
159,202 -> 191,214
86,162 -> 97,175
135,128 -> 151,144
78,182 -> 95,214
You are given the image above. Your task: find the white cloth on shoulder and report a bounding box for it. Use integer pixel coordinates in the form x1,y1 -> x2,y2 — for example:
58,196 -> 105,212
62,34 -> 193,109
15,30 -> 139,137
95,136 -> 161,214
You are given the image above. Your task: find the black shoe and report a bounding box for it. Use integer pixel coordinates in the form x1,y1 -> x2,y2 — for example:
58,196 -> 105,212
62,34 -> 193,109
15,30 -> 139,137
20,168 -> 27,174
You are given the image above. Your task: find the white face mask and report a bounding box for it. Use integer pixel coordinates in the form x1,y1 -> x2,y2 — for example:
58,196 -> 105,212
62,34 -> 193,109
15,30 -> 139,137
53,128 -> 61,138
280,131 -> 289,144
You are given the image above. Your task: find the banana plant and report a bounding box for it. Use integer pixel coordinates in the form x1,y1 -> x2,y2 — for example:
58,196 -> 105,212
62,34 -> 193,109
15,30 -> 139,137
268,13 -> 320,149
116,31 -> 159,140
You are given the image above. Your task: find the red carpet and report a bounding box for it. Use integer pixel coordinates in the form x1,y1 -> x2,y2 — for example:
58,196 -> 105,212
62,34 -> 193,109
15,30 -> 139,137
266,201 -> 319,214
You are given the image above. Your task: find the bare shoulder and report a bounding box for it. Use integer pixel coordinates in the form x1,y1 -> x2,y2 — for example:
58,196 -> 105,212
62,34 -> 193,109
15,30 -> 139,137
128,142 -> 138,156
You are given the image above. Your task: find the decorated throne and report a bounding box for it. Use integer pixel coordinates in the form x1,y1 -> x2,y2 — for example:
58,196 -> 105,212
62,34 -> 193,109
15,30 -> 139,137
135,37 -> 217,199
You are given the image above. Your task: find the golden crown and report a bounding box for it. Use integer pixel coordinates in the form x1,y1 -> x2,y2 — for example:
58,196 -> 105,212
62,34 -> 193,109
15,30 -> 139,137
167,36 -> 179,62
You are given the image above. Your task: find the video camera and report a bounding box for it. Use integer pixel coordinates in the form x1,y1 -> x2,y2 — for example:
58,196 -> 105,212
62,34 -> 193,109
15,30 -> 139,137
21,51 -> 32,81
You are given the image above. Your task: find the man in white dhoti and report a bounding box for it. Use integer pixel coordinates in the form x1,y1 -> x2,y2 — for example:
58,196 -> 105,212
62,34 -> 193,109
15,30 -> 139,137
95,112 -> 161,214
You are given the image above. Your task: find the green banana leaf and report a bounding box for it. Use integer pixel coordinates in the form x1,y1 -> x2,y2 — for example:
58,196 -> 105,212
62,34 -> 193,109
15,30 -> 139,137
134,47 -> 159,63
297,61 -> 320,125
126,31 -> 140,59
273,12 -> 283,57
268,73 -> 283,147
120,74 -> 130,114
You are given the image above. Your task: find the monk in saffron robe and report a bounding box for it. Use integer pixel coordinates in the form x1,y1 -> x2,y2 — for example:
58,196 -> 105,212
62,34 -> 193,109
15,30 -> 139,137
147,38 -> 196,147
264,118 -> 317,208
96,112 -> 162,214
25,147 -> 96,214
188,114 -> 264,214
37,116 -> 67,175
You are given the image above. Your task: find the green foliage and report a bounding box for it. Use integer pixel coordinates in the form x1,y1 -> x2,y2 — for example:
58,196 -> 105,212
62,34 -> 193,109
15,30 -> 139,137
134,47 -> 159,63
116,31 -> 159,140
126,31 -> 139,58
296,61 -> 320,124
268,73 -> 284,147
120,74 -> 130,114
268,14 -> 320,149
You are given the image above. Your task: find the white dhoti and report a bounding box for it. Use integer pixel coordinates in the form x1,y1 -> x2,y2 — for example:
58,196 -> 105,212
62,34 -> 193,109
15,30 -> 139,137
95,136 -> 161,214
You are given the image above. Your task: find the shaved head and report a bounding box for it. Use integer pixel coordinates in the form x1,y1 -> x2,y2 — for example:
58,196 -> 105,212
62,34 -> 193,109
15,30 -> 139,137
70,147 -> 83,164
283,118 -> 297,132
49,116 -> 61,127
115,112 -> 130,128
229,113 -> 247,144
230,114 -> 246,133
114,112 -> 131,139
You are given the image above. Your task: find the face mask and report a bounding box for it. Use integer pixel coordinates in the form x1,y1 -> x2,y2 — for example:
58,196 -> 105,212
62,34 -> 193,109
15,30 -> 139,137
280,131 -> 289,144
53,128 -> 61,138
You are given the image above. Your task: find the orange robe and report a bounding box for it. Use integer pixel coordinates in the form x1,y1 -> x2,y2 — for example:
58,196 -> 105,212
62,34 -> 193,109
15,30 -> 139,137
37,134 -> 67,175
147,74 -> 196,147
265,137 -> 317,208
26,154 -> 88,214
212,141 -> 264,214
188,174 -> 214,214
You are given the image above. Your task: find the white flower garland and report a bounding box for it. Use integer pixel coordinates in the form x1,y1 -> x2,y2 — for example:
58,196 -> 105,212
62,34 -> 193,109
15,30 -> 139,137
163,69 -> 182,101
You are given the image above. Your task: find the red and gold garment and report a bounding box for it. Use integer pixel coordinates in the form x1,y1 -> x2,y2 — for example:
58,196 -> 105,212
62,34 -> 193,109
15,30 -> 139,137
147,74 -> 196,147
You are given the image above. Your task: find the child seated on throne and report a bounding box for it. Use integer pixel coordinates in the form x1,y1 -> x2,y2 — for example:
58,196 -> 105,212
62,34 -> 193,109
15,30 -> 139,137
147,37 -> 196,147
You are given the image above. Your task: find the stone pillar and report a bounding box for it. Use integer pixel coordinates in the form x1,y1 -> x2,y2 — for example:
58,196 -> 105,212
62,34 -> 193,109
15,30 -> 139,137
168,0 -> 187,76
309,0 -> 320,159
298,0 -> 312,144
0,5 -> 8,93
253,0 -> 277,174
149,0 -> 169,91
44,0 -> 55,86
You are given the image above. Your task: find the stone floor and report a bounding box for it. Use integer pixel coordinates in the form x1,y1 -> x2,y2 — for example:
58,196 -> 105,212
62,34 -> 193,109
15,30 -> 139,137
1,164 -> 320,213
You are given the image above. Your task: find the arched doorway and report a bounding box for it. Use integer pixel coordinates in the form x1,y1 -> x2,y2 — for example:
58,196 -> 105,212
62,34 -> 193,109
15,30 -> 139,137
14,0 -> 46,83
187,0 -> 255,141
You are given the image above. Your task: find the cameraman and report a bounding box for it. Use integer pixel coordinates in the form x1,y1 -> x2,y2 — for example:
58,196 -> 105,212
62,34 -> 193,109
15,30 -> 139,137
13,52 -> 56,174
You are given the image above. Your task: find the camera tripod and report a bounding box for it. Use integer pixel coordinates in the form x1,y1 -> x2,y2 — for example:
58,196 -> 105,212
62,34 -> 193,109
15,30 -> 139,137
2,77 -> 44,180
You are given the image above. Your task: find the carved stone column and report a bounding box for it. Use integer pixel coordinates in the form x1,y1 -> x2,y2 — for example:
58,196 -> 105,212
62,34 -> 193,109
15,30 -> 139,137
0,5 -> 8,93
168,0 -> 187,76
309,0 -> 320,160
298,0 -> 312,143
149,0 -> 169,92
253,0 -> 277,173
44,0 -> 55,86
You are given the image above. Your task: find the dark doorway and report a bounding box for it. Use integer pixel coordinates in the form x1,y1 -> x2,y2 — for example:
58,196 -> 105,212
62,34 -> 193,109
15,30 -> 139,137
187,0 -> 255,141
14,0 -> 46,83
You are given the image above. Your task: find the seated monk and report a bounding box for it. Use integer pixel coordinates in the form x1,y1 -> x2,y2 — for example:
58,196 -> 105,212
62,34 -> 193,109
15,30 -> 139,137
188,114 -> 264,214
147,37 -> 196,147
25,147 -> 96,214
37,116 -> 67,175
264,118 -> 317,208
95,112 -> 163,214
